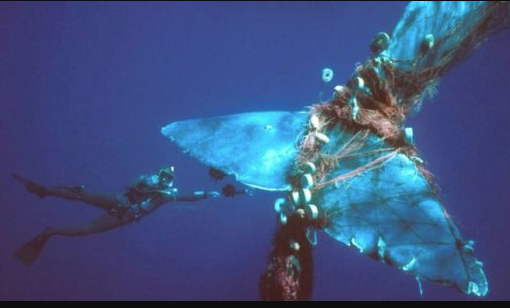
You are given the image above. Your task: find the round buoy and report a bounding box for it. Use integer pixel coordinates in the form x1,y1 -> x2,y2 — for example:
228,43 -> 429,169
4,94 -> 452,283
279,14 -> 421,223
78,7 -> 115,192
322,68 -> 334,83
289,241 -> 301,252
305,204 -> 319,220
315,132 -> 330,144
310,115 -> 320,130
300,174 -> 314,189
421,34 -> 435,53
296,208 -> 306,219
354,76 -> 365,90
280,213 -> 288,225
370,32 -> 391,55
300,189 -> 312,205
274,198 -> 286,213
291,191 -> 301,206
302,162 -> 317,175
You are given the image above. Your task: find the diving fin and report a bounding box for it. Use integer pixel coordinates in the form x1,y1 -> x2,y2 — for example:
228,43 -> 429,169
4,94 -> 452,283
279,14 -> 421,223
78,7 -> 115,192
12,174 -> 47,199
14,231 -> 51,267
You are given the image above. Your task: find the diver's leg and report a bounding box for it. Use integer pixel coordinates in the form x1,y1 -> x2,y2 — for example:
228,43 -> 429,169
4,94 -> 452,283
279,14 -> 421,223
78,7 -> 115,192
12,174 -> 48,199
14,231 -> 51,267
43,187 -> 120,210
14,213 -> 134,267
46,213 -> 134,237
13,174 -> 120,211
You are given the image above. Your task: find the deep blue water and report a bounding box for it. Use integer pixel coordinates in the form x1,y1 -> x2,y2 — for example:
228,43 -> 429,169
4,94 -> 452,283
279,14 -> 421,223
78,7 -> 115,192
1,1 -> 509,301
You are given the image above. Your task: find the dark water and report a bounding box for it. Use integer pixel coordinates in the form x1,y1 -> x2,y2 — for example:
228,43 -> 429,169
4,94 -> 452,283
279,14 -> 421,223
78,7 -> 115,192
1,1 -> 509,301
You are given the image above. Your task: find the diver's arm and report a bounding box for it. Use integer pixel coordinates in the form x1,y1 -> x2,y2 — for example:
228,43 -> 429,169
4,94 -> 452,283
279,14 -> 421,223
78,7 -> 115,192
175,191 -> 220,202
150,190 -> 221,205
174,185 -> 252,201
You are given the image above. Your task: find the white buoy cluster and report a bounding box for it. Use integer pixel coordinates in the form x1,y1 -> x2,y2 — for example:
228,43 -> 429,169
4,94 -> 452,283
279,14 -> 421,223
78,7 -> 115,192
273,115 -> 333,250
274,160 -> 320,231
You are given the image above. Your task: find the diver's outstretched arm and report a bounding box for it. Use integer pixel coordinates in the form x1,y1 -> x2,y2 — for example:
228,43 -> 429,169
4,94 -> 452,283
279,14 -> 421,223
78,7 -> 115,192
14,213 -> 134,267
174,191 -> 220,202
167,185 -> 249,202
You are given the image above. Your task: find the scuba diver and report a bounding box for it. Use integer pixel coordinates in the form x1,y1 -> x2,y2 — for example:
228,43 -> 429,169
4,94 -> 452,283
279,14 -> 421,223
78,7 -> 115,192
12,166 -> 247,267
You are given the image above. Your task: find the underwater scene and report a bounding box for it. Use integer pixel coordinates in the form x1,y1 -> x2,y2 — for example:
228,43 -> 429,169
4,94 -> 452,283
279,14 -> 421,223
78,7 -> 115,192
1,1 -> 510,301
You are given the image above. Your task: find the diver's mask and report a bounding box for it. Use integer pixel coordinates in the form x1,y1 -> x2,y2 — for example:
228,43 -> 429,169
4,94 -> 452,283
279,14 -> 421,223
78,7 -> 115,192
158,166 -> 175,189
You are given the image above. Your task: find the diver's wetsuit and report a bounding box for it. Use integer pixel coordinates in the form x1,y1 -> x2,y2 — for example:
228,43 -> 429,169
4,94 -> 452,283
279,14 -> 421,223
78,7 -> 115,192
12,171 -> 226,266
13,173 -> 214,222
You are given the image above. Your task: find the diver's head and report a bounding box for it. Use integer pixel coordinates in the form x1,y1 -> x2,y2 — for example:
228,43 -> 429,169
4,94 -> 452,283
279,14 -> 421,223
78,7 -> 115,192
158,166 -> 175,188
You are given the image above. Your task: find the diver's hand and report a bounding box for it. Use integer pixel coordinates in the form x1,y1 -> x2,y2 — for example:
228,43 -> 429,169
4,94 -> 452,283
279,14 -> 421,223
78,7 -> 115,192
221,184 -> 252,198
